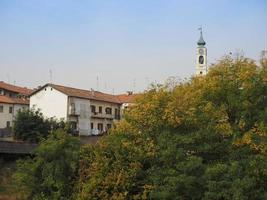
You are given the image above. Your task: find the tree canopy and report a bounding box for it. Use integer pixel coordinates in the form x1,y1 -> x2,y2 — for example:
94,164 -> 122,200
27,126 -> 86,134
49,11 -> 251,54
76,56 -> 267,199
13,129 -> 80,200
13,108 -> 66,143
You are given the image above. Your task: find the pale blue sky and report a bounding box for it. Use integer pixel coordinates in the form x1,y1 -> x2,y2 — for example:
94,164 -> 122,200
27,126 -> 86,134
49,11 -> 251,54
0,0 -> 267,93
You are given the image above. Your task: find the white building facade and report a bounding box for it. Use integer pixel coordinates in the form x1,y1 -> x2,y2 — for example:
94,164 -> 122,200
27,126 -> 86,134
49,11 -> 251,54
0,81 -> 31,135
0,96 -> 29,129
30,83 -> 122,136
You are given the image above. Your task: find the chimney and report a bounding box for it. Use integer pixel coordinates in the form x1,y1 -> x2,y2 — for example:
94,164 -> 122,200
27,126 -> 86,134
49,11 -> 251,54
91,88 -> 95,96
126,91 -> 133,95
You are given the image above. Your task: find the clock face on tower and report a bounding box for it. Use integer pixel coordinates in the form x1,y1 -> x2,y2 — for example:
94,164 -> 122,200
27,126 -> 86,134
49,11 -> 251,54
199,49 -> 204,55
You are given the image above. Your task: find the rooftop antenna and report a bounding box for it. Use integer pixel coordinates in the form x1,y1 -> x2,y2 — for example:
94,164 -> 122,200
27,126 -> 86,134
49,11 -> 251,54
49,69 -> 53,83
104,82 -> 107,92
133,78 -> 136,93
6,74 -> 10,84
96,76 -> 99,91
145,76 -> 149,87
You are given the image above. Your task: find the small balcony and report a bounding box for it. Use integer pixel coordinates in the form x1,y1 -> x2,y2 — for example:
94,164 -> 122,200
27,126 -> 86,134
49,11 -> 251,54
69,106 -> 79,116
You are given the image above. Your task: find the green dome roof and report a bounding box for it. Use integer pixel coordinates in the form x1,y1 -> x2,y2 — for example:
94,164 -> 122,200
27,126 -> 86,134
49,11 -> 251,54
197,31 -> 206,46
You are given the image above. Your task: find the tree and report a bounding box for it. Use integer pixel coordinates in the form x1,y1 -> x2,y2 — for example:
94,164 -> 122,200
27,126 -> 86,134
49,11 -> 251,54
75,56 -> 267,199
13,108 -> 66,143
13,129 -> 80,200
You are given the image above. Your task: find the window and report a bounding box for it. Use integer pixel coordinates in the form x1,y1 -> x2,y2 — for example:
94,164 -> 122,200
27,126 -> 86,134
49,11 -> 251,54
200,71 -> 203,75
115,108 -> 120,120
199,55 -> 204,64
91,123 -> 94,129
91,105 -> 96,113
105,107 -> 112,114
0,105 -> 3,113
9,106 -> 13,114
99,106 -> 102,113
107,124 -> 112,129
70,122 -> 77,130
70,103 -> 75,114
6,121 -> 10,128
97,123 -> 103,131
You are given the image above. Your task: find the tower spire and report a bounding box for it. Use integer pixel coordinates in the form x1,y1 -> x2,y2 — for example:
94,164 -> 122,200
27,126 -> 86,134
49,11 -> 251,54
197,27 -> 206,47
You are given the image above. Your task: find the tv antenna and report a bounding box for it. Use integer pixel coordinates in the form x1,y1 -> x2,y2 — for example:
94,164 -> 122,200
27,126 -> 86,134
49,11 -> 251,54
49,69 -> 53,83
96,76 -> 99,91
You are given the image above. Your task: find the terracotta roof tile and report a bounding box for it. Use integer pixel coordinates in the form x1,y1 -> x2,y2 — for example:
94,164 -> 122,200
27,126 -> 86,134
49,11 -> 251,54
0,81 -> 32,95
116,94 -> 139,103
30,84 -> 121,104
0,95 -> 29,105
51,84 -> 121,104
31,83 -> 141,104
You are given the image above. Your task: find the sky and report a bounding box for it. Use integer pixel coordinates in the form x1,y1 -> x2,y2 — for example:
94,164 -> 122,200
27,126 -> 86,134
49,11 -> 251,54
0,0 -> 267,94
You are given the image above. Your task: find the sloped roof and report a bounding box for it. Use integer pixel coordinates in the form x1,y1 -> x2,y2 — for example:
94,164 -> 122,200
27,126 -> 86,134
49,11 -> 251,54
116,93 -> 139,103
0,95 -> 29,105
0,81 -> 32,95
31,83 -> 121,104
0,141 -> 37,154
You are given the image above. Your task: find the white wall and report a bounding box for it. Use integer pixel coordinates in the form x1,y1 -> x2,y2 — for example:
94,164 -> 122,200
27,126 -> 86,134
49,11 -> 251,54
71,97 -> 91,136
30,86 -> 68,120
0,103 -> 13,128
0,103 -> 27,128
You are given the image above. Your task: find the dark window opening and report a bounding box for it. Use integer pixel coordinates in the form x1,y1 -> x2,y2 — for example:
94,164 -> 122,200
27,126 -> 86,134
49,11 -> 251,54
98,123 -> 103,131
115,108 -> 120,120
199,55 -> 204,64
107,124 -> 112,129
91,123 -> 94,129
99,106 -> 102,113
0,106 -> 3,113
70,122 -> 77,130
91,105 -> 96,113
6,121 -> 11,128
105,107 -> 112,114
9,106 -> 13,114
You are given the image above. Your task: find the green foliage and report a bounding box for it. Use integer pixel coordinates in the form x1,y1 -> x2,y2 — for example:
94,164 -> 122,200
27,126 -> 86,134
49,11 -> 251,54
13,129 -> 80,200
76,128 -> 154,200
75,56 -> 267,199
13,108 -> 67,143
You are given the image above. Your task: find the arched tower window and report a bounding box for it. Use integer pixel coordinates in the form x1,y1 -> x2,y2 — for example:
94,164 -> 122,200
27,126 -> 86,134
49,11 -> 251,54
199,55 -> 204,64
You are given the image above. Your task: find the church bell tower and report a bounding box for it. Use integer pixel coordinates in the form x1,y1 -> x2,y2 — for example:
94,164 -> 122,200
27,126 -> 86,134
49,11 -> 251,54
196,28 -> 207,75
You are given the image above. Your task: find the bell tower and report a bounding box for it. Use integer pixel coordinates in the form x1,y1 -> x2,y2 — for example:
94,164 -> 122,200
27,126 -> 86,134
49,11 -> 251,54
196,28 -> 207,75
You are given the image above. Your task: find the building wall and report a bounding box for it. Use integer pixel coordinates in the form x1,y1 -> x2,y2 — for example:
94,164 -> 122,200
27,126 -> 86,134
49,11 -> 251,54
30,86 -> 68,120
0,103 -> 28,128
0,103 -> 13,128
68,98 -> 121,135
68,97 -> 91,136
89,100 -> 121,135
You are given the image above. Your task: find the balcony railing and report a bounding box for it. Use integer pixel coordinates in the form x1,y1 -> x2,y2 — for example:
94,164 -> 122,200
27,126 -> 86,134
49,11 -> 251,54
69,107 -> 79,116
91,112 -> 114,119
